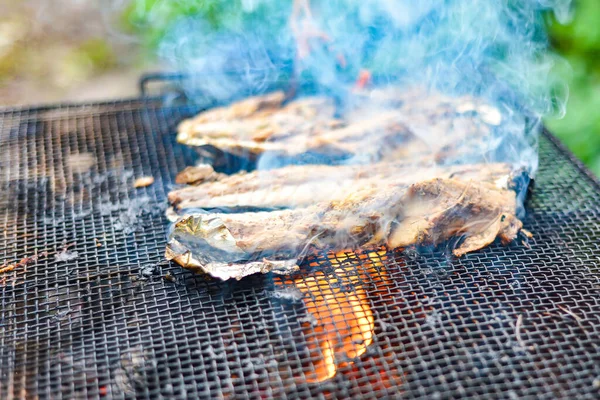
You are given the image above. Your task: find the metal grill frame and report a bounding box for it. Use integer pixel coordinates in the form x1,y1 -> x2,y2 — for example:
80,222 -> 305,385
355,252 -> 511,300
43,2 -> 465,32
1,95 -> 599,400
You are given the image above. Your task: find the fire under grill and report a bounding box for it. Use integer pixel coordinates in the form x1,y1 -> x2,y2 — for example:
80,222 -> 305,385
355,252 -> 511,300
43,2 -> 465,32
1,90 -> 600,399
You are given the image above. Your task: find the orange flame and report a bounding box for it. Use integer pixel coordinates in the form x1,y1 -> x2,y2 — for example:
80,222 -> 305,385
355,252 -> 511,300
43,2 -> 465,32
276,248 -> 390,383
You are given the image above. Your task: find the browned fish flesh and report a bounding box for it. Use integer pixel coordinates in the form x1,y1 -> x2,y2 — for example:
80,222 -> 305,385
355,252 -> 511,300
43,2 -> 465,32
168,162 -> 513,213
388,179 -> 522,256
174,164 -> 226,185
178,110 -> 410,162
178,90 -> 286,126
177,92 -> 342,152
176,87 -> 500,164
166,176 -> 523,279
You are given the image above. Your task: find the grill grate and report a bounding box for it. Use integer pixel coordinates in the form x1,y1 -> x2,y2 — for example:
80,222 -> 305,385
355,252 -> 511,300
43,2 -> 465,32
1,99 -> 599,399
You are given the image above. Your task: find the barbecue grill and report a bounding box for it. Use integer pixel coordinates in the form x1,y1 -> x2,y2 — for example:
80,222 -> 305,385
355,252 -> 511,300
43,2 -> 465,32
1,75 -> 599,399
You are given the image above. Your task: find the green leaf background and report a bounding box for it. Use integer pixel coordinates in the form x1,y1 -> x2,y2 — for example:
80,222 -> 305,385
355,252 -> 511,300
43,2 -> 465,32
545,0 -> 600,175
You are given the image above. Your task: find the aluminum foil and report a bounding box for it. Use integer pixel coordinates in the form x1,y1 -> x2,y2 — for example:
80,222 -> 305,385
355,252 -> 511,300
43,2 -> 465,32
165,215 -> 299,280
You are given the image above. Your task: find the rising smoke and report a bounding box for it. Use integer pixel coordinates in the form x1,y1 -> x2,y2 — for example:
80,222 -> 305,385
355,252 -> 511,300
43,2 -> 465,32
158,0 -> 572,176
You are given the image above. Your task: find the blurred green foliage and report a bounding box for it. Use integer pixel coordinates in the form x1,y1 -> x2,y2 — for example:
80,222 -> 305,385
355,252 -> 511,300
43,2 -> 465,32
0,15 -> 116,86
121,0 -> 222,50
121,0 -> 600,175
73,39 -> 117,71
545,0 -> 600,175
121,0 -> 289,52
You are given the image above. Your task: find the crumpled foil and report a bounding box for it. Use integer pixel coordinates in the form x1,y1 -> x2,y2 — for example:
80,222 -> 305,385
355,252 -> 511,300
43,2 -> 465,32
165,215 -> 299,280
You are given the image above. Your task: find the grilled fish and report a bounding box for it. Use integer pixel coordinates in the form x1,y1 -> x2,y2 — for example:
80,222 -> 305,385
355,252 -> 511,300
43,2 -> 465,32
166,176 -> 523,279
168,162 -> 513,213
176,87 -> 499,165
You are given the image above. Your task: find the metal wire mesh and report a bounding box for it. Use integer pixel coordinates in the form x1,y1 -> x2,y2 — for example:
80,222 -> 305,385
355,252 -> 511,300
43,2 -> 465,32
1,99 -> 599,399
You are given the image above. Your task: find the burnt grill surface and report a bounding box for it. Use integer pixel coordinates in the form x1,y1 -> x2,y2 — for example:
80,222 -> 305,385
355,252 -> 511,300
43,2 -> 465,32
1,99 -> 599,400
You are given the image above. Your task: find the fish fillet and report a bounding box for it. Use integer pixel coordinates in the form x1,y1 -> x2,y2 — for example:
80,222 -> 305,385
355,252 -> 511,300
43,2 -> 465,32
168,162 -> 513,213
176,87 -> 499,164
166,177 -> 523,279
